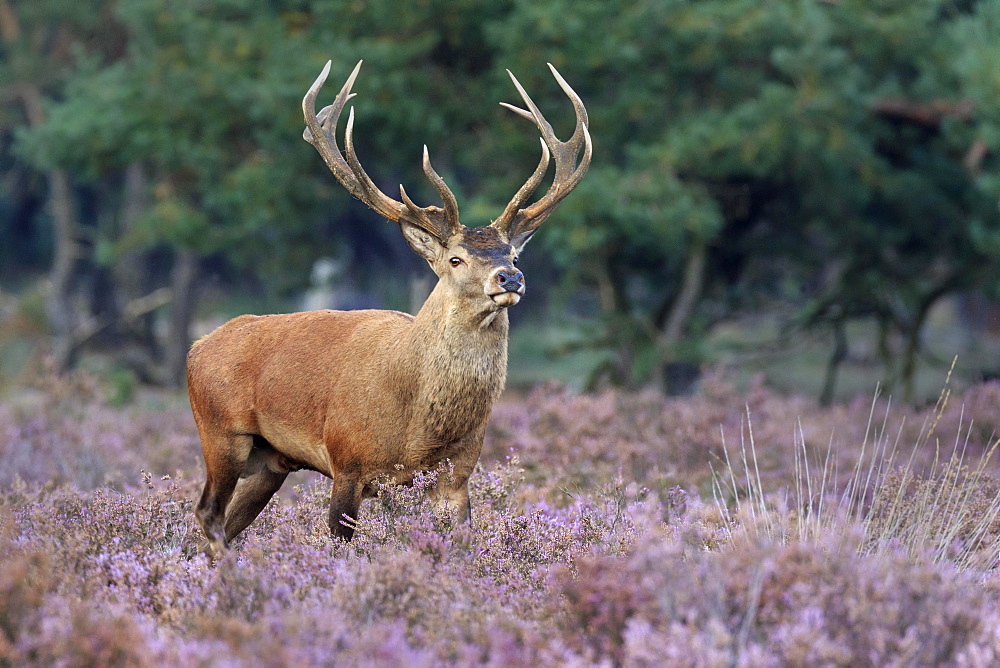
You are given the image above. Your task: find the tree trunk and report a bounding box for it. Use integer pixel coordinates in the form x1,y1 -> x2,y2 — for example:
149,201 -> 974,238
658,238 -> 707,351
875,314 -> 898,394
594,256 -> 623,315
899,286 -> 953,403
2,4 -> 88,371
653,239 -> 707,393
409,273 -> 433,315
819,318 -> 848,407
114,164 -> 160,359
46,168 -> 85,371
163,249 -> 199,387
900,313 -> 925,403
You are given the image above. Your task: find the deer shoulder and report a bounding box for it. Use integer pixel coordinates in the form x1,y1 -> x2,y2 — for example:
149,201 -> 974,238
189,60 -> 591,555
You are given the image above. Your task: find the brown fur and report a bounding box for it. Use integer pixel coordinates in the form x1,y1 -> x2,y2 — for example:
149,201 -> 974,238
189,232 -> 520,554
190,61 -> 589,555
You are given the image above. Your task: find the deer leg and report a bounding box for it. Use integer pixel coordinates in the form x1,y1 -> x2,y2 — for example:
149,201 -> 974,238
222,443 -> 290,542
224,468 -> 288,543
196,433 -> 253,557
429,476 -> 472,523
428,440 -> 481,524
328,470 -> 363,541
456,484 -> 472,522
430,481 -> 472,523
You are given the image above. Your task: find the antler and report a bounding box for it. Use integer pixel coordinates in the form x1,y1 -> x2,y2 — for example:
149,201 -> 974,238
491,63 -> 592,245
303,60 -> 462,242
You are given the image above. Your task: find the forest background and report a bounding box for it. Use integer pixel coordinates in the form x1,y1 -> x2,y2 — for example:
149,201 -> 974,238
5,2 -> 1000,662
2,0 -> 1000,404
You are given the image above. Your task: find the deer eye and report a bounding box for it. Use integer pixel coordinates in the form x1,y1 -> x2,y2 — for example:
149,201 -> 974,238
512,257 -> 518,266
449,257 -> 463,267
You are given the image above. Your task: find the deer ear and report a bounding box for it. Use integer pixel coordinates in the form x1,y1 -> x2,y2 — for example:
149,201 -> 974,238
509,228 -> 536,254
498,218 -> 540,254
399,220 -> 445,262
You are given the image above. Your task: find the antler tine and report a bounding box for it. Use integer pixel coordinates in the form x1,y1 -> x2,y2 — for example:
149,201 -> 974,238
544,63 -> 590,182
395,148 -> 462,240
526,122 -> 591,219
492,64 -> 592,240
498,102 -> 535,122
303,60 -> 463,241
398,183 -> 433,228
302,60 -> 366,201
495,138 -> 550,226
422,146 -> 461,234
343,106 -> 407,222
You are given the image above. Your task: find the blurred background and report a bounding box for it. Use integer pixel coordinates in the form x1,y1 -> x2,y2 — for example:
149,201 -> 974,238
1,0 -> 999,405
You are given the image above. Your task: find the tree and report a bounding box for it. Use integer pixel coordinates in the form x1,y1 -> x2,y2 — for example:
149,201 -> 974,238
0,0 -> 123,370
13,0 -> 527,384
6,0 -> 1000,400
486,0 -> 1000,398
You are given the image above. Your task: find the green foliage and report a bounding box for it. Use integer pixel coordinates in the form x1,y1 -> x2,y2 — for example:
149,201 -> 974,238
3,0 -> 1000,393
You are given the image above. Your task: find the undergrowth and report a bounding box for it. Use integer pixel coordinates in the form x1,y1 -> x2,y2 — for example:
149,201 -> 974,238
2,368 -> 1000,665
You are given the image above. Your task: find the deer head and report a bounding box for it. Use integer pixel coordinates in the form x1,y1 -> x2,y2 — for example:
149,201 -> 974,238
190,62 -> 592,556
302,60 -> 592,315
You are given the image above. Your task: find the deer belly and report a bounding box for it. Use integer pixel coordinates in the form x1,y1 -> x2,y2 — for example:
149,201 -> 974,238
257,420 -> 332,476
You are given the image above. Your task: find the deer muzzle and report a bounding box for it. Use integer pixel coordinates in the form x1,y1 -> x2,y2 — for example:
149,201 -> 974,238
489,268 -> 525,307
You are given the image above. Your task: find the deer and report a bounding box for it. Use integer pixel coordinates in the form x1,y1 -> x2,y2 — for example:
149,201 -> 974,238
187,59 -> 591,556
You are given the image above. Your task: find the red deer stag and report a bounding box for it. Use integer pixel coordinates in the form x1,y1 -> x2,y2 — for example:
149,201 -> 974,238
187,60 -> 591,555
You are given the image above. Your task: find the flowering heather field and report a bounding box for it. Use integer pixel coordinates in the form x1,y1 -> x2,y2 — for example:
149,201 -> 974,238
3,369 -> 1000,665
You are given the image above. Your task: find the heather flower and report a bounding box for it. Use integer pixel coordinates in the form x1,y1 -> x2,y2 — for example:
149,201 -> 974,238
1,370 -> 1000,664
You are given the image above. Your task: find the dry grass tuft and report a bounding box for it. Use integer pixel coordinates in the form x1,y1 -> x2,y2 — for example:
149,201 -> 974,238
2,368 -> 1000,664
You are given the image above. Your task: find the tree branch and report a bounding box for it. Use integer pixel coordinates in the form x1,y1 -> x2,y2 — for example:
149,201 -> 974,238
872,97 -> 974,129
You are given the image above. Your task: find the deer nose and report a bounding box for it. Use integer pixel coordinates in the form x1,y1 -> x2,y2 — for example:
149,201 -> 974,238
495,270 -> 524,292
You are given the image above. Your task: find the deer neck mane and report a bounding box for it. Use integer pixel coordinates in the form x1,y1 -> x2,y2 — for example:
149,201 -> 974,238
401,282 -> 510,442
409,282 -> 510,378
